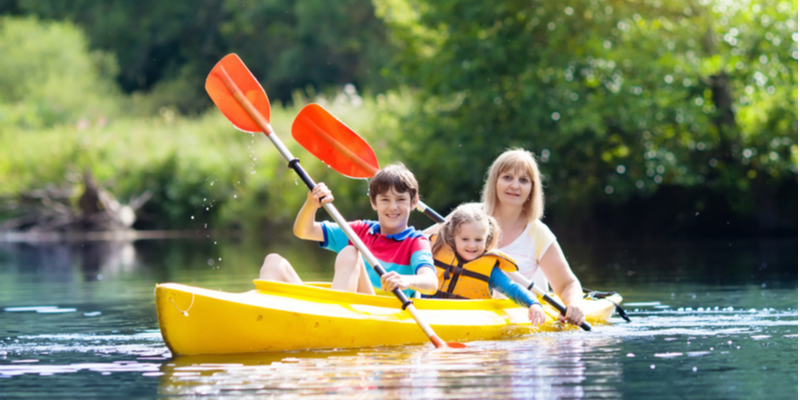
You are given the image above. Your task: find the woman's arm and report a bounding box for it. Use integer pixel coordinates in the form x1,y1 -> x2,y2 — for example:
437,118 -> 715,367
538,241 -> 586,325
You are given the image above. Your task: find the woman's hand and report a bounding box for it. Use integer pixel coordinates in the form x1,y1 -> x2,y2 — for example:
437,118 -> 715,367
381,271 -> 410,292
528,303 -> 546,326
308,183 -> 333,208
560,304 -> 586,326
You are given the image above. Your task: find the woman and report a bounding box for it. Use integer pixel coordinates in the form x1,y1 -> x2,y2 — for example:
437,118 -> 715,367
429,148 -> 586,325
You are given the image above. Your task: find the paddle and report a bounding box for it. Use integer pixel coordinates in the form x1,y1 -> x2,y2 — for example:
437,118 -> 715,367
205,54 -> 464,349
291,104 -> 592,332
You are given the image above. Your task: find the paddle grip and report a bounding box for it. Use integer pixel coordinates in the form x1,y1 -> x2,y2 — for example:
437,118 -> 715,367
541,293 -> 591,331
288,159 -> 318,191
366,258 -> 413,310
417,201 -> 446,223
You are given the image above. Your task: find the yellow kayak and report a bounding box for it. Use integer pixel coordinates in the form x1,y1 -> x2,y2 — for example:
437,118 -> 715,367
155,280 -> 623,355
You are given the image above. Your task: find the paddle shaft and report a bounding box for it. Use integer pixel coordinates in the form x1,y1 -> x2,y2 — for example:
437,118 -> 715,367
416,204 -> 591,331
215,65 -> 448,348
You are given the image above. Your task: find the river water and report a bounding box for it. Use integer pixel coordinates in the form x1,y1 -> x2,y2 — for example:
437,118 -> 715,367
0,235 -> 796,399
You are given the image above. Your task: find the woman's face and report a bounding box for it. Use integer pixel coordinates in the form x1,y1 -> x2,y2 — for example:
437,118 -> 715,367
495,168 -> 532,210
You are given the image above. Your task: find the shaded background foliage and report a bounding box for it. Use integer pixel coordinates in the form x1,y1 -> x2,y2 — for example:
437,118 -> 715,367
0,0 -> 796,238
376,0 -> 797,236
0,0 -> 395,112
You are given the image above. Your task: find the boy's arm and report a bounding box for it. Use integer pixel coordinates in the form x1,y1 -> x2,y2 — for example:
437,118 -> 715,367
380,266 -> 438,295
293,183 -> 333,242
408,267 -> 437,295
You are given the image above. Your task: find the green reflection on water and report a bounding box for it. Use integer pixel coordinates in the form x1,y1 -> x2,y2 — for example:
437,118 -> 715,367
0,236 -> 796,399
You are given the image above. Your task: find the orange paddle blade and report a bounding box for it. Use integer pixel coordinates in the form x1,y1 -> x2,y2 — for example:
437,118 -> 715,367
292,104 -> 379,179
205,54 -> 271,133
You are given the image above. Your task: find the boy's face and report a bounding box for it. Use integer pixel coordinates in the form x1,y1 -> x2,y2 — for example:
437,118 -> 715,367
370,187 -> 417,236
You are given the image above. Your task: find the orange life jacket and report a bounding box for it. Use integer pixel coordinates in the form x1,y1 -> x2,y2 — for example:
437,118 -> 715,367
431,241 -> 518,300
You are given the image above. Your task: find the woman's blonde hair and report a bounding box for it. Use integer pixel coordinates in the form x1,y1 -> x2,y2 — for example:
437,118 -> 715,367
481,148 -> 544,223
431,204 -> 500,259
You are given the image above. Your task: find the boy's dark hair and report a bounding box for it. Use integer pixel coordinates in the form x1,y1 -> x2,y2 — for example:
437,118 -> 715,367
369,163 -> 419,204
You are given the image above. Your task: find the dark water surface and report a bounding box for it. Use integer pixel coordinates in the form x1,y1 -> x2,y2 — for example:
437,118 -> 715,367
0,236 -> 797,399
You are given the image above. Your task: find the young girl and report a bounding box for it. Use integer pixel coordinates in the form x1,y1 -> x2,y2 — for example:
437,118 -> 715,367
430,204 -> 546,326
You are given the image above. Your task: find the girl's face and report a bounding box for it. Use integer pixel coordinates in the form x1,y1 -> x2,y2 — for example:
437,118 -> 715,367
495,168 -> 532,209
453,221 -> 487,262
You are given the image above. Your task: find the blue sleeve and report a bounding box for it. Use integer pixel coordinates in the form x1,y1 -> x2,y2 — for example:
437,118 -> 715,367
411,249 -> 435,274
318,221 -> 350,253
489,268 -> 540,308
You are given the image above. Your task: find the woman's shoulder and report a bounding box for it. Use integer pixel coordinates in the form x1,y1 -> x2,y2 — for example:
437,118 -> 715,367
529,218 -> 552,233
526,219 -> 557,257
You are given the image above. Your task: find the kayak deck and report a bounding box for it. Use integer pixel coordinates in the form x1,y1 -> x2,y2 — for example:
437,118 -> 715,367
156,280 -> 622,355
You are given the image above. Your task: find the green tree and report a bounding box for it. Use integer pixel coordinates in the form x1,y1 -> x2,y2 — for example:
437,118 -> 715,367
1,0 -> 397,113
0,16 -> 120,129
375,0 -> 797,234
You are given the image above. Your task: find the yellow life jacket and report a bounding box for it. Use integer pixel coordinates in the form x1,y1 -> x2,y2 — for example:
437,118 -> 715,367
431,240 -> 519,300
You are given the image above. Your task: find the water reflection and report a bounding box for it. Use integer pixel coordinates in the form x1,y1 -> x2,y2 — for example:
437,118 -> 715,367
0,237 -> 796,398
158,336 -> 623,399
0,241 -> 137,282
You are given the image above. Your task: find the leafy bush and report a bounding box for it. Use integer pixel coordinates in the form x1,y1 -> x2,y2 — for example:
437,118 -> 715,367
0,16 -> 121,129
0,84 -> 415,231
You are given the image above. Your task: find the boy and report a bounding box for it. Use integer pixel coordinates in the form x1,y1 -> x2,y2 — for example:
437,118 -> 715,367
259,163 -> 437,296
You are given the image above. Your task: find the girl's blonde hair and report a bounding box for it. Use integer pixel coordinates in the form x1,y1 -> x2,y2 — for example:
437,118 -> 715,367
481,148 -> 544,223
432,204 -> 500,259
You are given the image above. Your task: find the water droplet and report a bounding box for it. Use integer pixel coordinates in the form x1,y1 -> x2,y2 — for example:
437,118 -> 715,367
218,258 -> 222,261
233,194 -> 237,198
214,241 -> 217,245
191,216 -> 195,220
203,198 -> 207,201
650,365 -> 656,369
210,182 -> 214,186
204,223 -> 207,228
692,366 -> 697,372
206,207 -> 209,211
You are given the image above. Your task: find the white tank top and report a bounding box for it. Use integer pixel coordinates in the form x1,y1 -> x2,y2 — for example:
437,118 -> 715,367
498,219 -> 556,291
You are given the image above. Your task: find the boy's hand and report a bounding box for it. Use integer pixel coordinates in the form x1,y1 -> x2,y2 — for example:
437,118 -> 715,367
308,183 -> 333,208
559,304 -> 586,326
381,271 -> 410,292
528,303 -> 546,326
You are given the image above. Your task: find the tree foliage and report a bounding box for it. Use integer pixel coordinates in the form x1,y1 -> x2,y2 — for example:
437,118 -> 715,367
375,0 -> 797,233
1,0 -> 395,113
0,16 -> 120,129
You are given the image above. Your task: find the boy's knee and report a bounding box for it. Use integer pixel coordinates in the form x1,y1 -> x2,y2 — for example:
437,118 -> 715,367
262,253 -> 286,267
335,246 -> 361,270
261,253 -> 288,275
260,253 -> 294,281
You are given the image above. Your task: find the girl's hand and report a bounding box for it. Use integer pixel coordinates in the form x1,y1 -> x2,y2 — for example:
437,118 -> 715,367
381,271 -> 410,292
560,304 -> 586,326
528,303 -> 546,326
308,183 -> 333,208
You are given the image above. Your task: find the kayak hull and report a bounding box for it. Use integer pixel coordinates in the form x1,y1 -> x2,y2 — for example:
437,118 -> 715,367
156,280 -> 622,355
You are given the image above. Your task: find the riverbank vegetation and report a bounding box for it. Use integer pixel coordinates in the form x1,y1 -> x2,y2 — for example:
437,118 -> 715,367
0,0 -> 796,238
